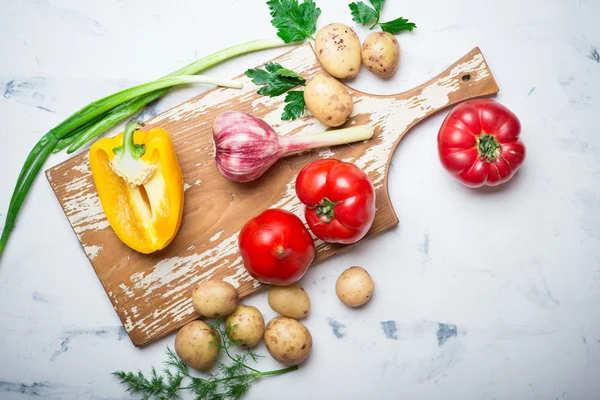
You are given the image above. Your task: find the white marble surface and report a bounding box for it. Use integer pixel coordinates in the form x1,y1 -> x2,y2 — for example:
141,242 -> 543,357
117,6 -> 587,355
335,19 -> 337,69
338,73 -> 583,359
1,0 -> 599,399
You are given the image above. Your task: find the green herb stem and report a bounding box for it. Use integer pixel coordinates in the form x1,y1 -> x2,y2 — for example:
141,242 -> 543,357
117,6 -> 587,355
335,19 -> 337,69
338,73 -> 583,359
52,111 -> 110,154
66,38 -> 295,153
56,75 -> 240,138
181,366 -> 297,389
171,38 -> 292,77
8,132 -> 55,209
369,18 -> 380,30
53,113 -> 109,153
66,96 -> 154,153
0,134 -> 58,255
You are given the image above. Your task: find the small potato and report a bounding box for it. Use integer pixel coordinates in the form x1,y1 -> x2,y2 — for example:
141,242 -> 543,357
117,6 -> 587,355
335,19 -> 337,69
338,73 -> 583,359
335,266 -> 374,307
225,305 -> 265,347
315,23 -> 362,79
192,280 -> 239,318
268,283 -> 311,319
361,32 -> 400,78
264,316 -> 312,366
304,72 -> 353,127
174,320 -> 220,371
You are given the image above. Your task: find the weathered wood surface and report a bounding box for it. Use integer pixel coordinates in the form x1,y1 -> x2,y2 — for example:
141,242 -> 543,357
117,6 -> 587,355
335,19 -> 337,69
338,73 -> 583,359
46,43 -> 499,346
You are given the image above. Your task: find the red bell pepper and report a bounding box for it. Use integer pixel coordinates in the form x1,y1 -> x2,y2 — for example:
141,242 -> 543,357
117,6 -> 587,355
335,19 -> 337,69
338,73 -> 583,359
295,159 -> 376,244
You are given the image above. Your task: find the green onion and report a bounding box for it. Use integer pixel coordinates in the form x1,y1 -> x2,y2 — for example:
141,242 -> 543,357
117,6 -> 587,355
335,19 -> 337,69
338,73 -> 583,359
52,114 -> 108,153
0,37 -> 294,257
67,37 -> 293,153
0,76 -> 241,256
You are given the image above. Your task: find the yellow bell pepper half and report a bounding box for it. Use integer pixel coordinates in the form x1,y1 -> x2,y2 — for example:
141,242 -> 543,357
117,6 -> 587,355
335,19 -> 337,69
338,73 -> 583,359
89,122 -> 184,254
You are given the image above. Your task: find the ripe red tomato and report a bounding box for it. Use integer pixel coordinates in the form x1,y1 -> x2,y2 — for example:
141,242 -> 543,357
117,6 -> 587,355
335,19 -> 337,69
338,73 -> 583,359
295,159 -> 376,244
437,99 -> 526,187
238,209 -> 315,285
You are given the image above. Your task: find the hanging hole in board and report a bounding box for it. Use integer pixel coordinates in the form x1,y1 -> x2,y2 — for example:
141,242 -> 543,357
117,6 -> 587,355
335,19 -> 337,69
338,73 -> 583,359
461,74 -> 471,82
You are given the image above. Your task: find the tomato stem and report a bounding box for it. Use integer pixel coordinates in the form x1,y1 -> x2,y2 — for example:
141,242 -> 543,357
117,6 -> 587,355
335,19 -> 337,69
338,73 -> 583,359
315,197 -> 339,223
476,132 -> 501,163
272,245 -> 290,259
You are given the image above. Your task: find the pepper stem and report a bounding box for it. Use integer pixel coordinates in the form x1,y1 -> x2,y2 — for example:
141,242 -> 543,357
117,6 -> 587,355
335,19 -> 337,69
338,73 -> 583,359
315,197 -> 340,223
109,121 -> 156,186
113,121 -> 145,159
476,132 -> 501,163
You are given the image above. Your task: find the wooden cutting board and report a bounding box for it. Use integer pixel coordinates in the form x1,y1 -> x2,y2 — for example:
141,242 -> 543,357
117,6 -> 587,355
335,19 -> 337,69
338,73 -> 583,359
46,43 -> 498,347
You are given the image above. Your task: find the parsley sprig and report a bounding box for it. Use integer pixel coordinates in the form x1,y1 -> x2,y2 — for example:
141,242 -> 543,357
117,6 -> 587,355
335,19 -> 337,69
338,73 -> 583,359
267,0 -> 322,42
246,62 -> 307,121
113,319 -> 297,400
349,0 -> 416,34
245,62 -> 305,97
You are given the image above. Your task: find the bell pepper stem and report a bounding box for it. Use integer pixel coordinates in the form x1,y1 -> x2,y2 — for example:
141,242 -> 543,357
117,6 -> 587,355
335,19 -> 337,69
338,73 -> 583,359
110,122 -> 155,186
114,121 -> 145,159
315,197 -> 339,223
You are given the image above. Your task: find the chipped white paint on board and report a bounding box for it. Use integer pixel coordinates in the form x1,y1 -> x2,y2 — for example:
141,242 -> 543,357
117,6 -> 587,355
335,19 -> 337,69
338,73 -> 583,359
47,44 -> 497,345
51,154 -> 110,237
209,230 -> 223,242
84,245 -> 102,260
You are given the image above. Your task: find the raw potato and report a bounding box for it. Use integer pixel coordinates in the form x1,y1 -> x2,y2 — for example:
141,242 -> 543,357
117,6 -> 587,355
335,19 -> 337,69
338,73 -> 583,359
192,280 -> 239,318
304,72 -> 353,127
264,316 -> 312,366
174,320 -> 220,371
335,266 -> 374,307
315,23 -> 362,79
268,283 -> 311,319
225,305 -> 265,347
361,32 -> 400,78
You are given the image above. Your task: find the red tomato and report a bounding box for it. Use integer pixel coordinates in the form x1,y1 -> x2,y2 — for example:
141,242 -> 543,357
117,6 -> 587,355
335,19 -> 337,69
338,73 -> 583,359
238,209 -> 315,285
438,99 -> 526,188
295,159 -> 376,244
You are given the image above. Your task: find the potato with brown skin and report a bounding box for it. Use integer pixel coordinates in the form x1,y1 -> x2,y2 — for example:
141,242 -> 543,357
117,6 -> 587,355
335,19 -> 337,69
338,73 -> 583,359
304,72 -> 353,127
361,32 -> 400,78
174,320 -> 220,371
268,283 -> 311,319
225,305 -> 265,347
192,280 -> 239,318
335,266 -> 375,307
315,23 -> 362,79
264,316 -> 312,366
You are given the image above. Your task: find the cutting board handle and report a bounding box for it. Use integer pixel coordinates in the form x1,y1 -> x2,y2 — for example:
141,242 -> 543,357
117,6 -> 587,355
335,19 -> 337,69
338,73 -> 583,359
338,46 -> 499,230
391,46 -> 499,129
403,46 -> 499,100
346,46 -> 499,159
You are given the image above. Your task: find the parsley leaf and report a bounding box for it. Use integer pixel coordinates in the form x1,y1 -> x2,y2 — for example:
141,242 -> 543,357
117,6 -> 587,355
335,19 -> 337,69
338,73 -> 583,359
348,0 -> 416,33
244,68 -> 272,85
246,63 -> 307,120
267,0 -> 322,43
369,0 -> 384,12
349,2 -> 378,26
245,62 -> 305,97
379,17 -> 416,33
275,68 -> 305,81
264,62 -> 284,74
282,91 -> 306,120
